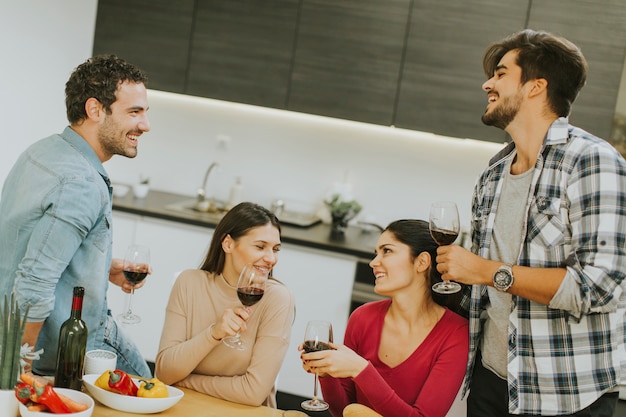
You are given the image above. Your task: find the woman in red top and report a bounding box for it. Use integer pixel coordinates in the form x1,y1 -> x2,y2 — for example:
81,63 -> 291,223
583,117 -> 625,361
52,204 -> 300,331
300,219 -> 469,417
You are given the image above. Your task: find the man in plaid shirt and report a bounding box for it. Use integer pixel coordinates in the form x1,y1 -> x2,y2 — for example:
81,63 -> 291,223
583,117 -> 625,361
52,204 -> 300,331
436,29 -> 625,416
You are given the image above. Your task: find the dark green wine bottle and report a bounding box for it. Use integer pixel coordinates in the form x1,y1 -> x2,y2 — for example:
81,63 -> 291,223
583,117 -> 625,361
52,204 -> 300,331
54,286 -> 88,390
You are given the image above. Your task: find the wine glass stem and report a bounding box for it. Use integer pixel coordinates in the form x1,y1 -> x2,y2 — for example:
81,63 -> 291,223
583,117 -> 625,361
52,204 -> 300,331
312,372 -> 320,401
125,286 -> 135,316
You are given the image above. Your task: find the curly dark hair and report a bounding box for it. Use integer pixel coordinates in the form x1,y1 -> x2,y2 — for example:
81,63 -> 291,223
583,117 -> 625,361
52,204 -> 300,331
384,219 -> 465,312
482,29 -> 587,117
65,54 -> 148,124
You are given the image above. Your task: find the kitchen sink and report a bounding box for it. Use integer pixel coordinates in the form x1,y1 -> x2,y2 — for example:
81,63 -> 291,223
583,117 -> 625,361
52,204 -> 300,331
276,210 -> 321,227
165,199 -> 228,222
165,199 -> 321,228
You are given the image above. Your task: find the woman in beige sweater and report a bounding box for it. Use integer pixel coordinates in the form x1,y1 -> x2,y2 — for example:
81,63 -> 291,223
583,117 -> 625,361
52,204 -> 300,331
156,202 -> 295,407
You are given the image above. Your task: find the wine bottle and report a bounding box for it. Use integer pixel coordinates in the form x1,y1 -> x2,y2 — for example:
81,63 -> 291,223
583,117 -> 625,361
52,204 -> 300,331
54,286 -> 88,390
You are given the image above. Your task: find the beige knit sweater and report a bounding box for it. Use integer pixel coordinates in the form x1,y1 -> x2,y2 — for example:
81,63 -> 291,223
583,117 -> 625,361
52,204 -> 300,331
155,269 -> 295,407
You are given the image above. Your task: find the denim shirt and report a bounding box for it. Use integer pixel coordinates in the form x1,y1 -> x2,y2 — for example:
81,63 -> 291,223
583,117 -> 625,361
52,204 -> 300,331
0,126 -> 113,374
459,118 -> 626,414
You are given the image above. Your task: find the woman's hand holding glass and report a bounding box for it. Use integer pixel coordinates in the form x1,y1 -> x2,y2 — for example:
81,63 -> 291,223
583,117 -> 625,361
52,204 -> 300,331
300,320 -> 334,411
209,305 -> 252,341
222,264 -> 268,350
300,342 -> 368,379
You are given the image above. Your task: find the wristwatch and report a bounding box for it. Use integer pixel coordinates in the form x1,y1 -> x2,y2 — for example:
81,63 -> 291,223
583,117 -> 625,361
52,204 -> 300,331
493,264 -> 514,292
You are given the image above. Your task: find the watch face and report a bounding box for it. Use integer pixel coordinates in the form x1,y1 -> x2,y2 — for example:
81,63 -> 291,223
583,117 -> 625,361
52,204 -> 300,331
495,270 -> 511,287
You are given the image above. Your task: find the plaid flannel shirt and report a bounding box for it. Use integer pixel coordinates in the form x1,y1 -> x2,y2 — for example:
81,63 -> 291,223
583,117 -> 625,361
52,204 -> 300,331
460,118 -> 626,415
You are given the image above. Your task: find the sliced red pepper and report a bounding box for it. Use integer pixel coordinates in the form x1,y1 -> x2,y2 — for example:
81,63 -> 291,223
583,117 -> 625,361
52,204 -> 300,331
108,369 -> 138,396
14,382 -> 35,405
32,382 -> 72,414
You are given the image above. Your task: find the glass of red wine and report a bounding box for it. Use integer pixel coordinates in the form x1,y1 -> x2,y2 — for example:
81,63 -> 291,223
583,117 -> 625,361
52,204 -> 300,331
301,320 -> 334,412
117,244 -> 150,324
223,264 -> 267,350
429,201 -> 462,294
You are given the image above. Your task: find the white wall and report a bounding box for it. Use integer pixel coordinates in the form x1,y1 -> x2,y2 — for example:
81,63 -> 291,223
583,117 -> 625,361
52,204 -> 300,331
1,0 -> 503,230
0,0 -> 98,182
105,91 -> 502,228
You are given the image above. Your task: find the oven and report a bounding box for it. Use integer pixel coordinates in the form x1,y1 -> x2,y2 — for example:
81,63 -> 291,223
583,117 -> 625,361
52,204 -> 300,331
350,258 -> 387,314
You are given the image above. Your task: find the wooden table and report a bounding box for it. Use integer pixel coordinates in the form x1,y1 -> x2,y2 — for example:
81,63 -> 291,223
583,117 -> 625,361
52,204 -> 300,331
91,387 -> 285,417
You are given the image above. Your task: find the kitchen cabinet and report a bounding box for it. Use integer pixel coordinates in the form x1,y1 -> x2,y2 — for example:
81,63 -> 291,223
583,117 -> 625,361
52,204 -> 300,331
187,0 -> 300,109
93,0 -> 195,94
93,1 -> 626,145
394,0 -> 529,142
287,0 -> 409,125
108,212 -> 212,362
526,0 -> 626,140
271,243 -> 357,397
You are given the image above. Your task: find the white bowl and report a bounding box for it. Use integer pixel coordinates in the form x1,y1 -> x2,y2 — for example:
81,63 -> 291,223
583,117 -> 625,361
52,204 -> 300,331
132,184 -> 150,199
82,374 -> 184,414
18,387 -> 94,417
112,184 -> 130,198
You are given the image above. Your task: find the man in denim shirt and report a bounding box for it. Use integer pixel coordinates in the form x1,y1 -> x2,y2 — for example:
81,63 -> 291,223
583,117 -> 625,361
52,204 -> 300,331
436,30 -> 625,416
0,55 -> 152,378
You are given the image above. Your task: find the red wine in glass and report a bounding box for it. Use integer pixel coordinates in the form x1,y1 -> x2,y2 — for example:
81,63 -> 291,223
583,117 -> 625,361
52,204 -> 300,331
429,202 -> 462,294
237,287 -> 264,307
123,270 -> 148,285
303,340 -> 333,353
117,244 -> 150,324
301,320 -> 333,412
430,228 -> 459,246
223,264 -> 268,350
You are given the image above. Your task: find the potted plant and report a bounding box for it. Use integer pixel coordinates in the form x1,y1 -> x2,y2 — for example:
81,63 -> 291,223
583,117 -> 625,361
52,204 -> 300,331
0,294 -> 29,417
133,175 -> 150,199
325,193 -> 362,235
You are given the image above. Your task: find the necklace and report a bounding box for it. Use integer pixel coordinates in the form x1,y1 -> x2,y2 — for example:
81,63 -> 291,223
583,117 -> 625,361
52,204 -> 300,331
221,274 -> 237,289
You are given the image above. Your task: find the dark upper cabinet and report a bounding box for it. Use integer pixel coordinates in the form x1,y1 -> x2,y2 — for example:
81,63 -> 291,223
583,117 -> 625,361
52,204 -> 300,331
287,0 -> 409,126
92,1 -> 626,145
186,0 -> 300,109
395,0 -> 529,143
527,0 -> 626,140
92,0 -> 195,94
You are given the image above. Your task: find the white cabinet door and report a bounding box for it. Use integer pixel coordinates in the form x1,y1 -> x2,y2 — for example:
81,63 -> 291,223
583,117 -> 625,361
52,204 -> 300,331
272,244 -> 356,397
108,214 -> 213,362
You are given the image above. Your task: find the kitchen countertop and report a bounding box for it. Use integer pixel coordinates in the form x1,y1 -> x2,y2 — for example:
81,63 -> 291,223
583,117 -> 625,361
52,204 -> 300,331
112,190 -> 379,260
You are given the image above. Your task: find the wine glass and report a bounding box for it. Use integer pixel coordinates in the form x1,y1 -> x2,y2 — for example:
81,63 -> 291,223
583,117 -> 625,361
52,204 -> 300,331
222,264 -> 268,350
117,244 -> 150,324
301,320 -> 334,412
429,201 -> 462,294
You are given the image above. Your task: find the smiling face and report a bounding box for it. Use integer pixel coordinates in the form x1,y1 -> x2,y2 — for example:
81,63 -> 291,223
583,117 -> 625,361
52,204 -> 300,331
222,223 -> 281,283
481,50 -> 525,130
369,230 -> 419,296
97,81 -> 150,160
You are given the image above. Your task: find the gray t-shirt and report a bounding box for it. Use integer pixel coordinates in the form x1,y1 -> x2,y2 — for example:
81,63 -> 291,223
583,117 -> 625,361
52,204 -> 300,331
481,157 -> 533,379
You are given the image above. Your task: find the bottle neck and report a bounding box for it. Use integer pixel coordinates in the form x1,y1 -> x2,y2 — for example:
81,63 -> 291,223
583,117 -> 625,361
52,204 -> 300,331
70,295 -> 84,319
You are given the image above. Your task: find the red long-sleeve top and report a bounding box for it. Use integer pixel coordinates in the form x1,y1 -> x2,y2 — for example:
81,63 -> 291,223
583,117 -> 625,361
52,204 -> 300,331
319,299 -> 468,417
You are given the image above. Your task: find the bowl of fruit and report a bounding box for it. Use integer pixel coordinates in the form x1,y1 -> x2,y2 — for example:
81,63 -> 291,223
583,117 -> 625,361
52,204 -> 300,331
15,373 -> 94,417
82,370 -> 183,414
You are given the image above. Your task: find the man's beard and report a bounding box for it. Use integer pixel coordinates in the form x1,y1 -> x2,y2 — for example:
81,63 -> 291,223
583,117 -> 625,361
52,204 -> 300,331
481,92 -> 522,130
98,116 -> 138,158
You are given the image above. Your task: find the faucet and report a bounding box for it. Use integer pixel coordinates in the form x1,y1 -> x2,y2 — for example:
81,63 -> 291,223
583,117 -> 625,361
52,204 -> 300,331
357,220 -> 384,233
196,161 -> 220,209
